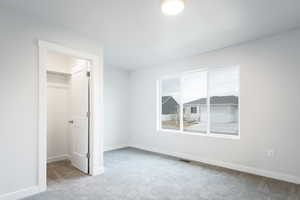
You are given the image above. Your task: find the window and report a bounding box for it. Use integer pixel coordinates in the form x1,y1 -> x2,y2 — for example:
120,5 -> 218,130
158,66 -> 239,137
161,78 -> 181,130
191,107 -> 197,114
182,71 -> 207,133
209,67 -> 239,135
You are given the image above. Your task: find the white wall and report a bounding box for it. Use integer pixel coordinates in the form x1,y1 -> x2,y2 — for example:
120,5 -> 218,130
46,51 -> 71,73
47,53 -> 71,163
47,78 -> 70,162
103,66 -> 130,151
129,29 -> 300,183
0,8 -> 102,198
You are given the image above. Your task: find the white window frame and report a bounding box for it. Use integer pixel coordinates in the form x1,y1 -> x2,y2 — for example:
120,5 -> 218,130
157,66 -> 240,140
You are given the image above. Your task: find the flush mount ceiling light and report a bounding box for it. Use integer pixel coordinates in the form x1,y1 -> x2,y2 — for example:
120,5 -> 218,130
161,0 -> 185,15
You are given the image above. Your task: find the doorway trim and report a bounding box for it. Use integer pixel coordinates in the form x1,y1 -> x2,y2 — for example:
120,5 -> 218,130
38,40 -> 104,191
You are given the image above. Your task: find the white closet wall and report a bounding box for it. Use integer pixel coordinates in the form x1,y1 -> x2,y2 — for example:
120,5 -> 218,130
47,51 -> 71,73
47,77 -> 70,162
47,51 -> 72,163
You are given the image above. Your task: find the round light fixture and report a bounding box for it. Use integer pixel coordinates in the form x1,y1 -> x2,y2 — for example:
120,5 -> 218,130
161,0 -> 185,15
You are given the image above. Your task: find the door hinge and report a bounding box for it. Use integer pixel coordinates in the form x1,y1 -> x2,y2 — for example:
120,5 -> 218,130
86,152 -> 90,159
86,111 -> 90,118
86,71 -> 91,77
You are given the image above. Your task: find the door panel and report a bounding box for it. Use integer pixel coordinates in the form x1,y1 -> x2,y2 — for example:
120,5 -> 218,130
70,64 -> 89,174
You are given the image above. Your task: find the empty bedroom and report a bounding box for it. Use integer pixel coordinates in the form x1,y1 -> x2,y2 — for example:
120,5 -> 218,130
0,0 -> 299,200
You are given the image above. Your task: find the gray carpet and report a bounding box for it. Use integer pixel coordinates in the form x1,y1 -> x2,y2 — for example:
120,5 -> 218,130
24,147 -> 300,200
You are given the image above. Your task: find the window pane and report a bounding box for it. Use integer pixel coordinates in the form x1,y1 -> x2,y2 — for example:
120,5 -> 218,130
209,67 -> 239,135
182,71 -> 208,133
161,78 -> 181,130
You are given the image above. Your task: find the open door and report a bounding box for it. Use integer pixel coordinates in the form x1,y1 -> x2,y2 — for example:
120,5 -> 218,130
70,62 -> 90,174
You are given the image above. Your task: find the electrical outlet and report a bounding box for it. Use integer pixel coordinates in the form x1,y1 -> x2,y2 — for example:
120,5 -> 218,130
267,149 -> 275,157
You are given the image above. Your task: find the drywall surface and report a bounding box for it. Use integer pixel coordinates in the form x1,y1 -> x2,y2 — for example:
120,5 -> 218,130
47,74 -> 70,162
46,51 -> 71,73
46,53 -> 71,162
129,29 -> 300,181
0,8 -> 102,197
103,66 -> 130,151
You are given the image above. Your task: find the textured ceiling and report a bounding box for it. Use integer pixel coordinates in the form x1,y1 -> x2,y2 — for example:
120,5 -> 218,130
1,0 -> 300,70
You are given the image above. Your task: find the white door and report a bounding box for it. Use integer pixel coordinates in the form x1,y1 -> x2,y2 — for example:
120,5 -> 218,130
70,64 -> 90,174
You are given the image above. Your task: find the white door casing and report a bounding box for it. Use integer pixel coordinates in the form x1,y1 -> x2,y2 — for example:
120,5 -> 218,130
38,40 -> 104,193
70,63 -> 90,173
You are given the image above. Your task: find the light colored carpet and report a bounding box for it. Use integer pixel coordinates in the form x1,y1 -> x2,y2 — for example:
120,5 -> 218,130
24,147 -> 300,200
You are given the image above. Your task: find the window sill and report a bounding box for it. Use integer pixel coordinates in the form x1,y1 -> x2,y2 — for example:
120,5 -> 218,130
158,129 -> 240,140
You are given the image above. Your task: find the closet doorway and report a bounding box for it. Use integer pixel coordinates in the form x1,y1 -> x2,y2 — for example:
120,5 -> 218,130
38,41 -> 103,191
47,50 -> 90,183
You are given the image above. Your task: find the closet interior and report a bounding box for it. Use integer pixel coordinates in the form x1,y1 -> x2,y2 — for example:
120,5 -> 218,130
46,50 -> 90,185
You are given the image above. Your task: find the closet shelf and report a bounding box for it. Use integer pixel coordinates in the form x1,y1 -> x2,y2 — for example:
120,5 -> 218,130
47,70 -> 72,76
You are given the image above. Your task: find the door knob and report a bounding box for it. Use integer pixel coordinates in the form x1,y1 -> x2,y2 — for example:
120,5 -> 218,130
68,120 -> 74,124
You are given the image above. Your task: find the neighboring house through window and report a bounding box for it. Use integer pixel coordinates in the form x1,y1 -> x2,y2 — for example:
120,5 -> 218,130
158,66 -> 240,137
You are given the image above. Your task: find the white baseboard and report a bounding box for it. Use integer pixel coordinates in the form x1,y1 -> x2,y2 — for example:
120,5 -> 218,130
47,154 -> 70,163
104,144 -> 128,152
0,185 -> 45,200
130,144 -> 300,185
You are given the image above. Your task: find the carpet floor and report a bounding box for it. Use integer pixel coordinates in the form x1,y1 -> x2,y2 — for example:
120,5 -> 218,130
24,147 -> 300,200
